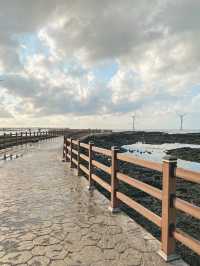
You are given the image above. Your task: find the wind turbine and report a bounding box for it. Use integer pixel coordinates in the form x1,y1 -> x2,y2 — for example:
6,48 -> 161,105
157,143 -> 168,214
132,115 -> 136,131
177,113 -> 187,131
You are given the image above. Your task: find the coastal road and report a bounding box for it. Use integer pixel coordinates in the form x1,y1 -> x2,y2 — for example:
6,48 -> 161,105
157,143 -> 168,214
0,138 -> 187,265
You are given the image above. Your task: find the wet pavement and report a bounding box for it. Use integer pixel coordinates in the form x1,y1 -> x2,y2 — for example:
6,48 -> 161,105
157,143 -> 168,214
0,138 -> 187,266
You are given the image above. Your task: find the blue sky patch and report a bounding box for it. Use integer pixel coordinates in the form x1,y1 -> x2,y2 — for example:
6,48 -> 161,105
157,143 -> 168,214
15,33 -> 50,64
91,61 -> 118,83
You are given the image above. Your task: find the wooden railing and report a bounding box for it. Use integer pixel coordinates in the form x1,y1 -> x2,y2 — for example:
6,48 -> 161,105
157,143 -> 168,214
0,130 -> 63,151
63,137 -> 200,262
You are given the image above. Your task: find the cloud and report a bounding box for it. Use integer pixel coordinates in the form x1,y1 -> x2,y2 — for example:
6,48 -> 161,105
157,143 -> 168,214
0,0 -> 200,128
0,106 -> 13,118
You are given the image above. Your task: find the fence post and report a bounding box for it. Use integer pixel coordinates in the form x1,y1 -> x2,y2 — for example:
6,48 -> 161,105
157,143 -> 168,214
16,132 -> 18,146
77,140 -> 81,176
62,136 -> 66,161
159,155 -> 179,261
3,133 -> 6,149
88,141 -> 94,190
62,137 -> 68,162
109,146 -> 120,213
10,132 -> 12,147
70,138 -> 74,168
21,132 -> 23,145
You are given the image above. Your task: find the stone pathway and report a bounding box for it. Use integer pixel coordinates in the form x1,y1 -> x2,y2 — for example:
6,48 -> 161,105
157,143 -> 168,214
0,138 -> 187,266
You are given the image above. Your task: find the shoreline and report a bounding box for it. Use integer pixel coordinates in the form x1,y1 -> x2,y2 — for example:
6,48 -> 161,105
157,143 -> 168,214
83,131 -> 200,164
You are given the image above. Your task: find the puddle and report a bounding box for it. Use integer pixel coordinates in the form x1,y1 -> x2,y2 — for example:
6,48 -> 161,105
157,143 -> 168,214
123,142 -> 200,172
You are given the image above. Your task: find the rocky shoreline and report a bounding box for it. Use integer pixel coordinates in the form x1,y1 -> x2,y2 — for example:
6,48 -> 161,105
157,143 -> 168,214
80,131 -> 200,266
85,131 -> 200,163
167,147 -> 200,163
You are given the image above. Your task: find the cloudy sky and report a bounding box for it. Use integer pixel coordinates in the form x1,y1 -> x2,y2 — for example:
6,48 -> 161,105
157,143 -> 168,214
0,0 -> 200,129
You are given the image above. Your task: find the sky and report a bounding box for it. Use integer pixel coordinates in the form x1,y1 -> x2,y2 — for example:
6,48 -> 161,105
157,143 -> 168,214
0,0 -> 200,130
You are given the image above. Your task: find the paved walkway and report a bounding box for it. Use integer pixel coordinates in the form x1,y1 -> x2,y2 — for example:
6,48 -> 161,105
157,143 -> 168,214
0,138 -> 187,266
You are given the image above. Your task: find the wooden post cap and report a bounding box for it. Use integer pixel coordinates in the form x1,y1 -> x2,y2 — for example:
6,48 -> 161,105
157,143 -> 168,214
111,146 -> 120,151
162,155 -> 177,163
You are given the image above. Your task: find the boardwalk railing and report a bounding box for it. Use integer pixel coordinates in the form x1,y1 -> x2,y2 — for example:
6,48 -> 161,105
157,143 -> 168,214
63,137 -> 200,262
0,130 -> 65,150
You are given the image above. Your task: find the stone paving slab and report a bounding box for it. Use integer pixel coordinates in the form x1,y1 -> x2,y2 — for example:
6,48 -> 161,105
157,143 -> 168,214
0,138 -> 188,266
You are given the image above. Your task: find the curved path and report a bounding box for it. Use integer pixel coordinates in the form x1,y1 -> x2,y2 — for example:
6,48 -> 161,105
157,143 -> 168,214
0,138 -> 187,266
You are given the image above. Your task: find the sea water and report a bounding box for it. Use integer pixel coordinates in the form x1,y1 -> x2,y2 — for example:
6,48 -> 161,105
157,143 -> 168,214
123,142 -> 200,172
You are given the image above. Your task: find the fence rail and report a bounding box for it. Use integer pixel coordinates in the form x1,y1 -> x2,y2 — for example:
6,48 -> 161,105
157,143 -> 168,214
0,130 -> 66,151
63,136 -> 200,262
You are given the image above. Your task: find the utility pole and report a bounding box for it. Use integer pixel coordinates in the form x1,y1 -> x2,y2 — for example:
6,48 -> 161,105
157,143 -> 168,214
178,113 -> 186,131
132,115 -> 136,131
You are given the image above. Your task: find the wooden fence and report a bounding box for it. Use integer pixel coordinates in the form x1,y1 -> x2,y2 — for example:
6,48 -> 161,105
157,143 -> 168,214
0,130 -> 65,150
63,136 -> 200,262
